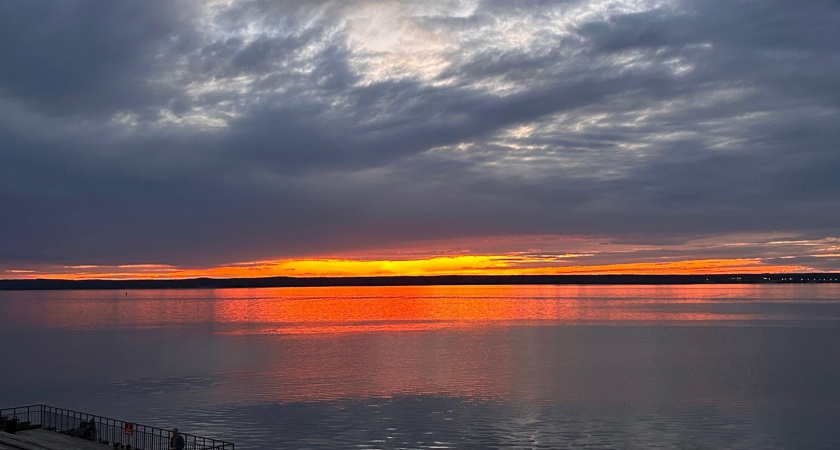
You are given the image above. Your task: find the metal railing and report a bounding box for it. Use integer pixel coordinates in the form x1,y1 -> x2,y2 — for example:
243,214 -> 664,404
0,404 -> 234,450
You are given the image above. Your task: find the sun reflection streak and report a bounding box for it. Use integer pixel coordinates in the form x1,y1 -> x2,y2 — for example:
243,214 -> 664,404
0,285 -> 800,334
5,284 -> 838,404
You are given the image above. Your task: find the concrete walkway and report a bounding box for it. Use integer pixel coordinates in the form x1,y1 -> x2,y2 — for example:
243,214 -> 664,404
0,429 -> 110,450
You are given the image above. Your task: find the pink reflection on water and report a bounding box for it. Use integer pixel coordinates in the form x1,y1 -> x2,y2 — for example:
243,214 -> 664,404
0,289 -> 219,329
0,284 -> 819,332
1,285 -> 839,406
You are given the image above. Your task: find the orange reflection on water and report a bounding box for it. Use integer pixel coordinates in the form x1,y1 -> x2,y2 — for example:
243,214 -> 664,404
214,286 -> 555,324
203,284 -> 802,404
209,285 -> 764,335
0,284 -> 796,332
4,285 -> 837,405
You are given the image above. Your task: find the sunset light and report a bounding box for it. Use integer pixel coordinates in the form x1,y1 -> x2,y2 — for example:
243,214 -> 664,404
4,255 -> 813,280
3,232 -> 831,280
2,1 -> 839,448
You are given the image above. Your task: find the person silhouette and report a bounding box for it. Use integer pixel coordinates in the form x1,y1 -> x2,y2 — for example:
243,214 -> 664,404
88,420 -> 97,441
169,428 -> 185,450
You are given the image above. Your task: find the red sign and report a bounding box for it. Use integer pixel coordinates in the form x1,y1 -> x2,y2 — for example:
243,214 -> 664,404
124,422 -> 134,436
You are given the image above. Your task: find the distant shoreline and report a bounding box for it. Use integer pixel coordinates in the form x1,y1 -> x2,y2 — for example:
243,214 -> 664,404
1,273 -> 838,290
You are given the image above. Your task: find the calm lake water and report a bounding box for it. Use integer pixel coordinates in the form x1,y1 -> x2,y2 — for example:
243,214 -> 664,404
1,284 -> 839,449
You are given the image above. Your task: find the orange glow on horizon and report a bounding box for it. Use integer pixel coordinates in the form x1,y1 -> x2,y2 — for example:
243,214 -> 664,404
5,255 -> 812,280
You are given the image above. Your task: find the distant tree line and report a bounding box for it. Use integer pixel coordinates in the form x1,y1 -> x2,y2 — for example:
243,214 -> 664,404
0,273 -> 838,290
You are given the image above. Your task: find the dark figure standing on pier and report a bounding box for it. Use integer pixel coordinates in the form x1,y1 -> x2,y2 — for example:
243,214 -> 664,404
88,420 -> 97,441
77,421 -> 89,437
78,420 -> 97,440
170,428 -> 185,450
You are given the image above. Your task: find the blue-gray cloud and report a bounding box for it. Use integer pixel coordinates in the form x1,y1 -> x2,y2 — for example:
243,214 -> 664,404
0,0 -> 838,269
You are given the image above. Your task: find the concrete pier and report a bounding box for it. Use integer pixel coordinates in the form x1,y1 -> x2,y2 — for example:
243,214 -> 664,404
0,429 -> 111,450
1,405 -> 232,450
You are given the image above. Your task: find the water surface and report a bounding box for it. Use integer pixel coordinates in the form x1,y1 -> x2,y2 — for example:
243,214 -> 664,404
1,285 -> 839,448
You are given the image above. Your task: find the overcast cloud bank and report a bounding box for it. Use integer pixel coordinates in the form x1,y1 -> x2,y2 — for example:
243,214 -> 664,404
1,0 -> 838,273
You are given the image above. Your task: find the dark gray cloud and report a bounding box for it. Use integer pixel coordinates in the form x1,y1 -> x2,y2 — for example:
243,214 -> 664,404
0,0 -> 190,117
1,0 -> 838,270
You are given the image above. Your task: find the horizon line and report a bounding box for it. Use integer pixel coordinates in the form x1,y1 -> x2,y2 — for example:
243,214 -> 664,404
1,273 -> 838,290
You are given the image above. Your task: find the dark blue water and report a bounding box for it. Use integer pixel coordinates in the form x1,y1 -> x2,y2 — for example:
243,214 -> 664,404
1,285 -> 839,449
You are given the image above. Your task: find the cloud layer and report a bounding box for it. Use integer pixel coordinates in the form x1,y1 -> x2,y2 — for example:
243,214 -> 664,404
1,0 -> 838,273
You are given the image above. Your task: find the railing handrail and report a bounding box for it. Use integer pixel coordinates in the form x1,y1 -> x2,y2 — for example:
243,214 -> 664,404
1,404 -> 234,449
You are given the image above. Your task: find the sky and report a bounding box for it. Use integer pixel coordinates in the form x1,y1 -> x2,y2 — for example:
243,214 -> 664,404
1,0 -> 839,279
